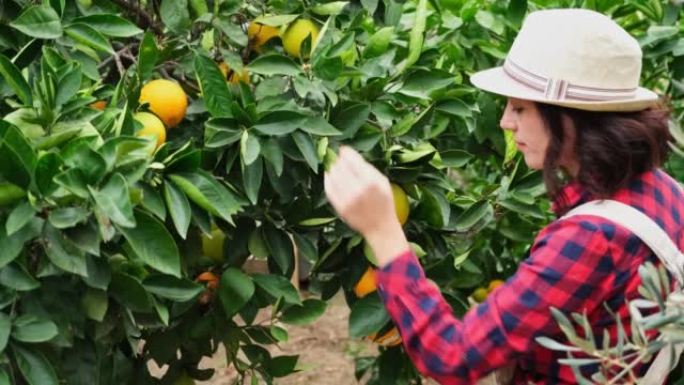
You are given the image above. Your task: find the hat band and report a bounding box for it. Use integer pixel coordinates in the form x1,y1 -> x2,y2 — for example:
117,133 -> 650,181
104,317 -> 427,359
503,58 -> 638,102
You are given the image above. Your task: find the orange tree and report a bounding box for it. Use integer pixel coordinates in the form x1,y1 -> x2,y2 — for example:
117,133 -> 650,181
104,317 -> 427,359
0,0 -> 682,384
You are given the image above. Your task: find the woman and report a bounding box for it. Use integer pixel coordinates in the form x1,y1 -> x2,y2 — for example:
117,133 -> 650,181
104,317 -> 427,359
324,8 -> 681,385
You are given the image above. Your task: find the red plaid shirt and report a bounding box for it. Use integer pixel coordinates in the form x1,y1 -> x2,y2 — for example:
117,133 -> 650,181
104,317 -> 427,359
376,169 -> 684,384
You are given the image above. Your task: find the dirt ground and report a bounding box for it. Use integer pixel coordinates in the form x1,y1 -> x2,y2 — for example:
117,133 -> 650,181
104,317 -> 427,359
196,291 -> 376,385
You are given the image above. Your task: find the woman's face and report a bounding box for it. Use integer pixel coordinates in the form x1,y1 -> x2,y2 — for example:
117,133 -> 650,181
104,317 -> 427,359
499,98 -> 550,170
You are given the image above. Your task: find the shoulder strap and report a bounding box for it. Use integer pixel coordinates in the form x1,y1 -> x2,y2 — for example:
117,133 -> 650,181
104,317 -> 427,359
562,199 -> 684,385
562,200 -> 684,287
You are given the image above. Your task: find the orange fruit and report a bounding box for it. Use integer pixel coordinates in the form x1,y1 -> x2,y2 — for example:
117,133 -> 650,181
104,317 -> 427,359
353,267 -> 376,298
391,183 -> 410,225
196,271 -> 219,283
373,327 -> 402,347
282,19 -> 319,58
488,279 -> 505,292
139,79 -> 187,128
247,22 -> 280,48
133,112 -> 166,150
218,62 -> 250,84
90,100 -> 107,110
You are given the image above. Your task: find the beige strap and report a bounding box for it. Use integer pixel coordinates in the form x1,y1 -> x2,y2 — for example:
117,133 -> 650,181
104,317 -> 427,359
563,199 -> 684,384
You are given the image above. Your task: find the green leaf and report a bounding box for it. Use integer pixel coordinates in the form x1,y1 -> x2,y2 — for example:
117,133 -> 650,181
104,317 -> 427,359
204,118 -> 242,149
475,10 -> 504,35
143,274 -> 203,302
0,368 -> 9,385
64,23 -> 114,54
399,70 -> 455,99
0,313 -> 9,352
253,111 -> 307,136
331,102 -> 370,138
400,0 -> 427,72
138,32 -> 159,82
160,0 -> 191,33
364,27 -> 394,58
109,272 -> 152,312
311,1 -> 349,15
73,14 -> 143,37
6,202 -> 34,236
254,14 -> 299,26
55,64 -> 82,106
252,274 -> 302,305
48,206 -> 89,229
12,344 -> 59,385
292,131 -> 319,172
44,224 -> 87,276
454,200 -> 493,232
349,294 -> 390,338
241,130 -> 260,165
81,288 -> 108,321
262,138 -> 284,176
436,99 -> 473,117
213,17 -> 247,46
194,55 -> 233,117
89,174 -> 136,228
163,181 -> 191,239
0,263 -> 39,291
247,54 -> 302,76
168,171 -> 243,223
269,355 -> 299,377
0,121 -> 36,188
263,225 -> 295,277
0,54 -> 32,105
416,186 -> 450,228
118,210 -> 181,277
218,268 -> 255,317
300,116 -> 342,136
34,152 -> 61,196
281,299 -> 327,325
10,5 -> 62,39
0,218 -> 43,270
139,183 -> 166,220
270,325 -> 289,342
243,157 -> 263,205
11,316 -> 58,343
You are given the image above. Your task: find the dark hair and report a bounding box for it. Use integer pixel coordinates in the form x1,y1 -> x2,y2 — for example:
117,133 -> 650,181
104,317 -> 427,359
535,102 -> 672,200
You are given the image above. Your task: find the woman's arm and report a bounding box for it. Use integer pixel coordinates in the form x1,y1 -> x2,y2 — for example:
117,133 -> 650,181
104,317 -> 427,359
374,218 -> 613,384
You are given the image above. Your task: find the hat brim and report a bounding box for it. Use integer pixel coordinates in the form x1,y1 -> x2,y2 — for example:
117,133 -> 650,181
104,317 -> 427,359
470,67 -> 659,112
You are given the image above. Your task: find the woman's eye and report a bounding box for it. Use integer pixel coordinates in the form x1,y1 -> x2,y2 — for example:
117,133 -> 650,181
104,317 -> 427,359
512,107 -> 524,113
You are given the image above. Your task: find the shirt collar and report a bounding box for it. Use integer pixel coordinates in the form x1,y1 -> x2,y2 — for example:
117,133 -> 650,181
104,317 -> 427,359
551,179 -> 593,217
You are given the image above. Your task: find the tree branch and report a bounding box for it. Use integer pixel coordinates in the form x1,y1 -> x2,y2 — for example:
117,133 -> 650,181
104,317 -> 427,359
109,0 -> 164,36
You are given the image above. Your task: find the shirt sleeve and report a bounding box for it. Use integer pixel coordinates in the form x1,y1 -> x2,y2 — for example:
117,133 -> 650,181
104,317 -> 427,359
374,217 -> 614,384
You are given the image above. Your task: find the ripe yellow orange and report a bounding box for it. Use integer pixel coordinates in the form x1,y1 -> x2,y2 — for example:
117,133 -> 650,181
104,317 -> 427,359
353,267 -> 376,298
90,100 -> 107,110
247,22 -> 280,48
201,227 -> 226,263
391,183 -> 410,225
282,19 -> 320,58
139,79 -> 187,128
133,112 -> 166,150
218,62 -> 250,84
488,279 -> 505,292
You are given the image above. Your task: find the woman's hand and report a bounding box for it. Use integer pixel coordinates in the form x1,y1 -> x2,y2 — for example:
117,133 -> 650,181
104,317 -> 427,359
324,146 -> 410,267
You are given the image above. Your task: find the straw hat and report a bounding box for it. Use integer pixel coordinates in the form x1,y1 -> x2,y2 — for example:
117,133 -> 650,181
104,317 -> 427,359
470,9 -> 659,112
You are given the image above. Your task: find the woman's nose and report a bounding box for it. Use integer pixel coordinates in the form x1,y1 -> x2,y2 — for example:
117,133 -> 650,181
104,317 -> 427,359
499,102 -> 517,131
